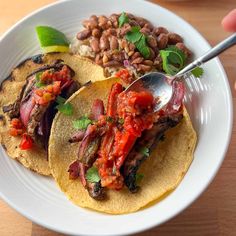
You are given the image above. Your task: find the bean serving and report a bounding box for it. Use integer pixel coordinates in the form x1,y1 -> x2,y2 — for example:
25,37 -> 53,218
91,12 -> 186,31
71,13 -> 191,77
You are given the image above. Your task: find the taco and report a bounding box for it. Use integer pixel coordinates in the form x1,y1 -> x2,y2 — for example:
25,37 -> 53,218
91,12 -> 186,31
0,53 -> 106,175
49,77 -> 197,214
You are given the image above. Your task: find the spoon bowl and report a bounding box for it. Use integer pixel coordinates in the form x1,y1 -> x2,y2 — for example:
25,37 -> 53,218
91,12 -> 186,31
125,72 -> 173,112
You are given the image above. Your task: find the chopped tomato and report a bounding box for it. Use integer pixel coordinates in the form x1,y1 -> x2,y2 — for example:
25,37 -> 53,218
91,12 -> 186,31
9,118 -> 24,136
19,133 -> 33,150
33,66 -> 71,106
115,69 -> 133,84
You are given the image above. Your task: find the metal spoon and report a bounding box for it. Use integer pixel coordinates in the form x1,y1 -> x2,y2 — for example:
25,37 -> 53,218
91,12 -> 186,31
125,33 -> 236,112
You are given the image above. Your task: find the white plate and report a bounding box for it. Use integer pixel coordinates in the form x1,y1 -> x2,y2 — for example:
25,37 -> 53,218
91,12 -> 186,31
0,0 -> 233,235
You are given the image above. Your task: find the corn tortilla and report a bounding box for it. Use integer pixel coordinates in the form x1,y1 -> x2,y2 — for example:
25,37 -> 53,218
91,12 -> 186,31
49,78 -> 197,214
0,53 -> 106,175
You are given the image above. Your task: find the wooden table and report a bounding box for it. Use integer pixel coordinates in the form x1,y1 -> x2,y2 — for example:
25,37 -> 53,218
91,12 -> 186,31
0,0 -> 235,235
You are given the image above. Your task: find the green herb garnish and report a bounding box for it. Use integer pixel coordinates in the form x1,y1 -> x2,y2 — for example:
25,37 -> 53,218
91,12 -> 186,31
135,35 -> 150,59
118,12 -> 129,28
56,96 -> 73,116
125,26 -> 142,43
106,116 -> 114,123
73,116 -> 92,130
160,46 -> 186,75
35,72 -> 44,88
136,173 -> 144,184
140,146 -> 150,157
118,118 -> 124,125
126,26 -> 150,59
86,166 -> 101,183
191,67 -> 204,78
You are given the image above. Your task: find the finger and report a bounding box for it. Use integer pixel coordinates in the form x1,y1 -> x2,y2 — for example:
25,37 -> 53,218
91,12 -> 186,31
221,9 -> 236,32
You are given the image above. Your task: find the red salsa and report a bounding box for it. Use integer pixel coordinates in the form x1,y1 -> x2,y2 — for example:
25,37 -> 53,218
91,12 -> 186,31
95,83 -> 156,190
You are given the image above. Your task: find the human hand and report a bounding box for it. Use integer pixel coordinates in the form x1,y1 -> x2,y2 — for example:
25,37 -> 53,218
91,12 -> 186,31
222,9 -> 236,31
221,9 -> 236,91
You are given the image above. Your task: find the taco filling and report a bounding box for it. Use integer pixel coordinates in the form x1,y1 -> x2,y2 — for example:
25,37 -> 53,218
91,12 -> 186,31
3,60 -> 78,151
68,77 -> 184,200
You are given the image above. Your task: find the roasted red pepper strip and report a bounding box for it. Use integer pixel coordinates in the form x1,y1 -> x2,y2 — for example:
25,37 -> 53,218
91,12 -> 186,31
106,83 -> 123,117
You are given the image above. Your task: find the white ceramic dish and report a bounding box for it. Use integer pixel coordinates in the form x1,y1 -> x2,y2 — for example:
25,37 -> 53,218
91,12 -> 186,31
0,0 -> 233,235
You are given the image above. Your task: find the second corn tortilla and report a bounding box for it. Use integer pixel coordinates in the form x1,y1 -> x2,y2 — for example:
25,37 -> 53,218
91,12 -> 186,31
49,77 -> 197,214
0,53 -> 106,175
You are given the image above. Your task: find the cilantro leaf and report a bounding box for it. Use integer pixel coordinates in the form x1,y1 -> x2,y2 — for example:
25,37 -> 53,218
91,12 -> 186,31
118,12 -> 129,28
35,72 -> 44,88
73,116 -> 92,130
191,67 -> 204,78
125,26 -> 142,43
160,46 -> 186,75
86,166 -> 101,183
135,35 -> 150,59
140,146 -> 149,157
56,103 -> 73,116
56,96 -> 73,116
118,118 -> 124,125
106,116 -> 114,123
126,27 -> 150,59
135,173 -> 144,184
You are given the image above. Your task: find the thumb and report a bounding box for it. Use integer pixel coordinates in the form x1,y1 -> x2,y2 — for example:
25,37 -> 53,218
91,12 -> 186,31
222,9 -> 236,32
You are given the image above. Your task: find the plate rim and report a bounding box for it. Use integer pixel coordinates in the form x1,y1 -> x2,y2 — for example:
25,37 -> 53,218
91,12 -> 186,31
0,0 -> 233,235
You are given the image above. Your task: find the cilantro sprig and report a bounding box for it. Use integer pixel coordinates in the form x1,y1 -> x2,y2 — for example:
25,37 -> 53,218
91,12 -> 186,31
191,66 -> 204,78
139,146 -> 150,157
56,96 -> 73,116
73,116 -> 92,130
35,72 -> 44,88
118,12 -> 129,28
125,26 -> 150,59
86,166 -> 101,183
160,45 -> 204,77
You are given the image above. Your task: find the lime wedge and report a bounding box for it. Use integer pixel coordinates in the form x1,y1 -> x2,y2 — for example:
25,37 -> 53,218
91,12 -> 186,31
36,26 -> 70,53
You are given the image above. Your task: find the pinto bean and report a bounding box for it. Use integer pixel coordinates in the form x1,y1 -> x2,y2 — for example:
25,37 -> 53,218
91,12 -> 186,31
157,33 -> 168,49
136,17 -> 149,27
110,36 -> 118,50
138,64 -> 152,72
102,54 -> 109,64
100,36 -> 110,50
140,27 -> 151,35
76,29 -> 91,40
120,23 -> 132,36
112,53 -> 124,62
98,15 -> 108,29
129,43 -> 136,51
153,27 -> 169,36
131,57 -> 144,64
131,52 -> 141,60
168,33 -> 183,44
147,35 -> 157,48
82,19 -> 98,30
92,28 -> 101,38
103,60 -> 122,67
148,47 -> 156,60
95,54 -> 103,65
90,15 -> 98,21
144,23 -> 153,31
90,38 -> 100,53
143,60 -> 154,66
129,20 -> 140,27
176,43 -> 192,57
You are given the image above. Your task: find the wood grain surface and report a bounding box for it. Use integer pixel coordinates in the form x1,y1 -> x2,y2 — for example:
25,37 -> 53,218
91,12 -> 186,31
0,0 -> 235,235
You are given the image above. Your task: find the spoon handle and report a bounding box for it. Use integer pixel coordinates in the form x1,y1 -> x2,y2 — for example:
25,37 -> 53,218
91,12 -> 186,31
176,33 -> 236,77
